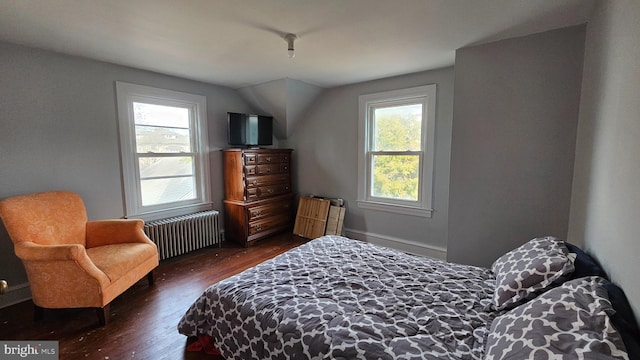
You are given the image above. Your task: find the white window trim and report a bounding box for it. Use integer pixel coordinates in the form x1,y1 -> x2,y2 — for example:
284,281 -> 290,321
357,84 -> 437,218
116,82 -> 212,221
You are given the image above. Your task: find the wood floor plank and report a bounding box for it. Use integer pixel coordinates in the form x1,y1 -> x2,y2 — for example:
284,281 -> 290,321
0,232 -> 309,360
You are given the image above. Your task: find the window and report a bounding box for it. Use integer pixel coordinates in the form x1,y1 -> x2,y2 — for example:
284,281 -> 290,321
357,84 -> 436,217
116,82 -> 211,220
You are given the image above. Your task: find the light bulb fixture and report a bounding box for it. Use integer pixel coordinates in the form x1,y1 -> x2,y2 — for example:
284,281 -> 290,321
284,33 -> 297,58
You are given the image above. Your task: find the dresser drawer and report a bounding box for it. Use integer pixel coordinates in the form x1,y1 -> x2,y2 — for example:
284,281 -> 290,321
257,153 -> 282,164
248,214 -> 291,236
248,198 -> 293,221
244,153 -> 257,165
244,165 -> 257,176
243,164 -> 287,176
245,174 -> 289,188
256,164 -> 284,175
246,183 -> 291,201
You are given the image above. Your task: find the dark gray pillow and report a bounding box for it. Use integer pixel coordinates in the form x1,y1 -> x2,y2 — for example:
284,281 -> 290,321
485,276 -> 629,360
565,242 -> 608,279
491,236 -> 574,310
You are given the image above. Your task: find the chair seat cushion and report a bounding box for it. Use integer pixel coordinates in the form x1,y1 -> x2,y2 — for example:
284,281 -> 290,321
87,243 -> 157,283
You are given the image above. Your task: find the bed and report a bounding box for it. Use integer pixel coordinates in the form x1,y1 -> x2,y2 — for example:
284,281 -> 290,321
178,235 -> 639,359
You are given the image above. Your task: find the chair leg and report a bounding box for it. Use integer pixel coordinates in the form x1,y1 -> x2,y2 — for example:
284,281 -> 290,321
33,305 -> 44,322
147,271 -> 155,286
96,304 -> 110,326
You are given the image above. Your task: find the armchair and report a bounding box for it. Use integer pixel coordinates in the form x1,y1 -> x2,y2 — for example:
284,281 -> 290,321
0,191 -> 159,326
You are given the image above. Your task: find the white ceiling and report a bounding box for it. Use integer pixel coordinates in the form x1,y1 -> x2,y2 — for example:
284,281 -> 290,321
0,0 -> 596,89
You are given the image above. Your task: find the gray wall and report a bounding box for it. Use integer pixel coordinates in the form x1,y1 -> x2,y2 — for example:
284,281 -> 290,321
0,42 -> 254,306
568,0 -> 640,323
282,67 -> 454,258
447,26 -> 586,267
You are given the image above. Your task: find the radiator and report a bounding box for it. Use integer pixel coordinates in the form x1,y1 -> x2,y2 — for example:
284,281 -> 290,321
143,210 -> 221,260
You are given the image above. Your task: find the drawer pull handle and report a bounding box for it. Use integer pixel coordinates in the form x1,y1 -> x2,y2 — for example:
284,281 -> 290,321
266,157 -> 272,162
267,189 -> 274,194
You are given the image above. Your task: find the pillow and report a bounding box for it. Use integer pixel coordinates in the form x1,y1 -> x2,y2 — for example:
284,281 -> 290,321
491,236 -> 574,310
604,282 -> 640,360
564,242 -> 608,279
485,276 -> 629,360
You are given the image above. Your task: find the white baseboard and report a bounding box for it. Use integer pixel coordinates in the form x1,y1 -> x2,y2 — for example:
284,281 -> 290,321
343,228 -> 447,260
0,282 -> 31,309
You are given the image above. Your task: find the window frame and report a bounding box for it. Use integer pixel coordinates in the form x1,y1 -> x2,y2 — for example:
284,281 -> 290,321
357,84 -> 437,217
116,82 -> 211,221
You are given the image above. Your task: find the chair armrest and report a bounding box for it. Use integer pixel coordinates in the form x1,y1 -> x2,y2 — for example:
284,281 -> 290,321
14,242 -> 110,287
86,219 -> 155,248
15,242 -> 85,261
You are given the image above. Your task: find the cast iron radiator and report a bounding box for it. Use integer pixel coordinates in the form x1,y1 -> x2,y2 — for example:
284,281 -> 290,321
143,210 -> 221,260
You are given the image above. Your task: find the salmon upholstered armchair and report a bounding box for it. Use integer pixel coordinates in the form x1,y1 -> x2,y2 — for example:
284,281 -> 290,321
0,191 -> 159,326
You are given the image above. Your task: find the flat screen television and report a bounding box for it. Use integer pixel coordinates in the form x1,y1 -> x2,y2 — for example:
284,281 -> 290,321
227,112 -> 273,147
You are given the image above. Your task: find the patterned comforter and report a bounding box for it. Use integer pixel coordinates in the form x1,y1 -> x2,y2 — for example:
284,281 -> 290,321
178,235 -> 500,359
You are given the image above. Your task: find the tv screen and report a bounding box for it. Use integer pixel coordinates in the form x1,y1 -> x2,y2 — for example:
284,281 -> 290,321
227,112 -> 273,146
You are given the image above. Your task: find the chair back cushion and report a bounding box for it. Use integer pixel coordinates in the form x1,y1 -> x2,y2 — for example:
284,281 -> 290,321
0,191 -> 87,246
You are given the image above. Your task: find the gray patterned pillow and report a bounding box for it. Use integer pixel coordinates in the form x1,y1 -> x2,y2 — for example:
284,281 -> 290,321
491,236 -> 574,310
485,276 -> 629,360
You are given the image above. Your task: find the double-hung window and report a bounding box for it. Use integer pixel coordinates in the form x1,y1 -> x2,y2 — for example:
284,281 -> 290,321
116,82 -> 211,220
357,84 -> 436,217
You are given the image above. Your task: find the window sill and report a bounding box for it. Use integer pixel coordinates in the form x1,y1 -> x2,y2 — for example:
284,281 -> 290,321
356,200 -> 433,218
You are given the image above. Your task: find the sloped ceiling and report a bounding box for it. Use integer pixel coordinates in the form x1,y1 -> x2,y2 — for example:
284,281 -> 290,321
238,79 -> 323,139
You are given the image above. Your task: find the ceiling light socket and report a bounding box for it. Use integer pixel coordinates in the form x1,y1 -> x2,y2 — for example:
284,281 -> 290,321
284,33 -> 297,58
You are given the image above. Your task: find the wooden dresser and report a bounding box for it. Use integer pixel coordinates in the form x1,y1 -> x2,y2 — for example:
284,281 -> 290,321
222,148 -> 294,246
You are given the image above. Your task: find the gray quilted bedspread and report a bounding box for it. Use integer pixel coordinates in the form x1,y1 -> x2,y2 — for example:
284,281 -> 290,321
177,235 -> 499,359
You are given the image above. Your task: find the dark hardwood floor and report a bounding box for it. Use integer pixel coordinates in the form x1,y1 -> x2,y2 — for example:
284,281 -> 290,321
0,232 -> 309,360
